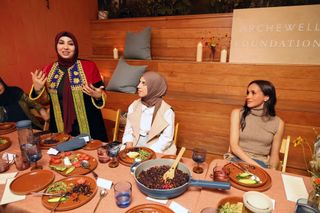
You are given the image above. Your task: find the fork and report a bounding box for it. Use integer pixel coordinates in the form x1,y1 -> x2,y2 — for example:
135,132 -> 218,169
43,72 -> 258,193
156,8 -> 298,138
93,188 -> 107,213
231,162 -> 261,183
50,193 -> 67,213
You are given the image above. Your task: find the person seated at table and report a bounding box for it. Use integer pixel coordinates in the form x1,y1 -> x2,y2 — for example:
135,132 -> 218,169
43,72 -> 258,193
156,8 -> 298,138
122,71 -> 177,154
29,31 -> 108,141
0,78 -> 49,129
224,80 -> 284,169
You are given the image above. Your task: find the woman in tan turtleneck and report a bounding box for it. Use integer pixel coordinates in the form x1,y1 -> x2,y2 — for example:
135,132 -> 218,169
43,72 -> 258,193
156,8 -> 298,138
225,80 -> 284,169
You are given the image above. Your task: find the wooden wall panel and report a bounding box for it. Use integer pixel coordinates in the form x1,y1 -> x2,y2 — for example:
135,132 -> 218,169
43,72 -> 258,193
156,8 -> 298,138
91,14 -> 233,61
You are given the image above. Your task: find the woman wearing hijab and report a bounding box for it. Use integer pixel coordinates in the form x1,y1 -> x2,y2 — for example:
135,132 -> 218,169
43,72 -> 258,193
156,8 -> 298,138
122,71 -> 176,154
29,31 -> 108,141
0,78 -> 49,129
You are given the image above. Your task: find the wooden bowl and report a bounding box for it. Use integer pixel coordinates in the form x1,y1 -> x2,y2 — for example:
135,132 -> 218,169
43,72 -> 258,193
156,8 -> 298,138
217,196 -> 249,213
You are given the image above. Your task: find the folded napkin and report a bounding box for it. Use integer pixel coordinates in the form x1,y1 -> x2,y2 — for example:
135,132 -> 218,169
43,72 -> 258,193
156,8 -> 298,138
0,178 -> 25,205
56,138 -> 86,152
0,172 -> 17,184
281,174 -> 308,202
169,201 -> 190,213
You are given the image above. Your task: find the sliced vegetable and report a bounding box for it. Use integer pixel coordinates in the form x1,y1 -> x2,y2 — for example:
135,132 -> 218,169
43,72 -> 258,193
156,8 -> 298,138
47,197 -> 68,203
238,179 -> 257,184
65,166 -> 75,174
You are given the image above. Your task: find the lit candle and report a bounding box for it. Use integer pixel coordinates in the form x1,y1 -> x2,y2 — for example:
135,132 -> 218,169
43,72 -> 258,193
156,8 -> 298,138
113,48 -> 119,59
220,49 -> 227,63
196,42 -> 203,62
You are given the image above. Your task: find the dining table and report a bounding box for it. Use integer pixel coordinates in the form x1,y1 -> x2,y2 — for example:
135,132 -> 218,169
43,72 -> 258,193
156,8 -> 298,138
0,131 -> 209,213
194,159 -> 313,213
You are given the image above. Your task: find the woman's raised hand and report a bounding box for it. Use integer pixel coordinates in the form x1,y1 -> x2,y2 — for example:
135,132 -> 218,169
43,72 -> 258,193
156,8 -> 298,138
82,84 -> 105,100
30,69 -> 47,91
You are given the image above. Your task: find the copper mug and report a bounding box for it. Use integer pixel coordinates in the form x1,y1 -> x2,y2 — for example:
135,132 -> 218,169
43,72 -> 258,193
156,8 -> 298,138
211,165 -> 229,182
14,154 -> 30,171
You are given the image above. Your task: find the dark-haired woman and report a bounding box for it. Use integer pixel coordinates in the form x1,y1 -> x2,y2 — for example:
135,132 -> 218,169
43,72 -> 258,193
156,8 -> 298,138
0,78 -> 49,129
29,31 -> 107,141
225,80 -> 284,169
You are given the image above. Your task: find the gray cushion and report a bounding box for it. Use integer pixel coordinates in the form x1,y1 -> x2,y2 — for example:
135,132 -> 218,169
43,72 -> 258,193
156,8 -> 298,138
105,58 -> 147,93
124,27 -> 152,60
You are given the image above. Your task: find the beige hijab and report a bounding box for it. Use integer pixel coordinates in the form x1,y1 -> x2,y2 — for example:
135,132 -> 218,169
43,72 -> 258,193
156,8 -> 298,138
141,71 -> 167,123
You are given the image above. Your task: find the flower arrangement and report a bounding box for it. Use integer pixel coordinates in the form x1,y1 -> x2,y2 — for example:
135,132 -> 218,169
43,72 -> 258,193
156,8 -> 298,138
202,33 -> 229,49
293,128 -> 320,209
293,128 -> 320,176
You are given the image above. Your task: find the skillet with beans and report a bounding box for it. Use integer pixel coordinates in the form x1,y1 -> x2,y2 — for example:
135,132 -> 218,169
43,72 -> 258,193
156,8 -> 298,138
137,165 -> 189,189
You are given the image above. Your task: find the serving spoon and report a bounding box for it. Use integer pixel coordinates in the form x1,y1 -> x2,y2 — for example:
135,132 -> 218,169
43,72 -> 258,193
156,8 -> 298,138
163,147 -> 186,181
80,160 -> 98,179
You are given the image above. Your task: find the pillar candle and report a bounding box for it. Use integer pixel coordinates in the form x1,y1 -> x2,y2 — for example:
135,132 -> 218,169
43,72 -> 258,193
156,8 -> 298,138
113,48 -> 119,59
220,49 -> 227,63
196,42 -> 203,62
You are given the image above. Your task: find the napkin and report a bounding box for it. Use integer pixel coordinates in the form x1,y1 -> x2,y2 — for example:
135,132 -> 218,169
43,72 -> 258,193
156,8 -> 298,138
169,201 -> 190,213
146,197 -> 168,204
56,138 -> 86,152
96,177 -> 112,189
0,178 -> 26,205
0,172 -> 17,184
2,153 -> 16,164
281,174 -> 308,202
47,148 -> 59,155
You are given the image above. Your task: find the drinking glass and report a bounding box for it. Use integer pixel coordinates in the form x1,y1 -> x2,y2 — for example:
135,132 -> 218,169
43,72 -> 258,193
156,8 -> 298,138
114,181 -> 132,208
22,143 -> 42,170
108,146 -> 120,168
192,148 -> 206,174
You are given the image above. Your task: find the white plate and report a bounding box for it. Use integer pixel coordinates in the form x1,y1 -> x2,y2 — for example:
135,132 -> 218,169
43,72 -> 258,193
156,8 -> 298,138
243,191 -> 273,213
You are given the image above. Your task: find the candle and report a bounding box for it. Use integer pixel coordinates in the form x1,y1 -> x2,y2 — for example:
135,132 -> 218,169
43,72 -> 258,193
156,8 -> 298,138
220,49 -> 227,63
196,42 -> 203,62
113,48 -> 119,59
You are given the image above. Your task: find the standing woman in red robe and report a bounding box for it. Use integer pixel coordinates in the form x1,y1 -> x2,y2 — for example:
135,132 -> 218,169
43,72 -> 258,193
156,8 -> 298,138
29,31 -> 108,141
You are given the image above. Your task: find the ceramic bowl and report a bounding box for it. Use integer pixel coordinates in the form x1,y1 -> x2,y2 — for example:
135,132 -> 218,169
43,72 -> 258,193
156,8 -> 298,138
243,191 -> 273,213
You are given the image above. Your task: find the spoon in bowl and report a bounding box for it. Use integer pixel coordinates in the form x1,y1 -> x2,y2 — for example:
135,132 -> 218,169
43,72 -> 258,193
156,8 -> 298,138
80,160 -> 98,179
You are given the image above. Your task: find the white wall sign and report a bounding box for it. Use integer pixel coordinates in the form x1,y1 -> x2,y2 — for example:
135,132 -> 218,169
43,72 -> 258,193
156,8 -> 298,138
230,5 -> 320,64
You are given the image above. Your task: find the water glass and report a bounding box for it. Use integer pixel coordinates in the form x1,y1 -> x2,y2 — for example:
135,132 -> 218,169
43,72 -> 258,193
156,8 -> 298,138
114,181 -> 132,208
192,148 -> 206,174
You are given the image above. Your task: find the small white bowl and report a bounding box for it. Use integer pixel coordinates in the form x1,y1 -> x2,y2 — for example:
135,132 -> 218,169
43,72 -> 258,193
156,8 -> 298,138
243,191 -> 273,213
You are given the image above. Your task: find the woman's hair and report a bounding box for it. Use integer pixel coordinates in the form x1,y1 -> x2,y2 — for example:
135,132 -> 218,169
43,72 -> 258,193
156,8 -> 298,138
240,80 -> 277,131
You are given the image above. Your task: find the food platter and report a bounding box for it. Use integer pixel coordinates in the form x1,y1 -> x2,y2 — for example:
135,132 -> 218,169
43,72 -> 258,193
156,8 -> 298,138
39,133 -> 70,149
126,203 -> 174,213
83,140 -> 102,150
10,170 -> 55,195
0,137 -> 11,151
223,162 -> 272,192
0,122 -> 16,135
42,175 -> 97,211
49,151 -> 97,176
226,162 -> 268,187
119,147 -> 156,166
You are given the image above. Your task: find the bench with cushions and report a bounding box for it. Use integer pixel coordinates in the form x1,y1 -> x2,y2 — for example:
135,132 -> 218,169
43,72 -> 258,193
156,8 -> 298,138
91,14 -> 320,175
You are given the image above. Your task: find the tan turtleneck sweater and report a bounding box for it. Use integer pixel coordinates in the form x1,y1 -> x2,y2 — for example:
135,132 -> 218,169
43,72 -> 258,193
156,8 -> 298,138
239,109 -> 280,156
